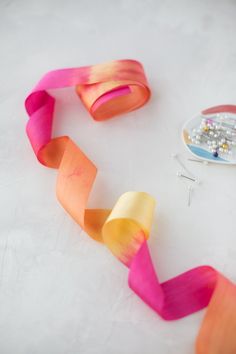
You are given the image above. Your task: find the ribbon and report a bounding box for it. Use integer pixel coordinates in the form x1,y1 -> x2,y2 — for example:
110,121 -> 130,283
25,60 -> 236,354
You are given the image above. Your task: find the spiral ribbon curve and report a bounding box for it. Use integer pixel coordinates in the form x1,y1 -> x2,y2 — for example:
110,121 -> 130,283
25,59 -> 236,354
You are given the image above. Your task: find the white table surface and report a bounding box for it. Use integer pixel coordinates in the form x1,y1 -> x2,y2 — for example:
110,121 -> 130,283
1,1 -> 236,353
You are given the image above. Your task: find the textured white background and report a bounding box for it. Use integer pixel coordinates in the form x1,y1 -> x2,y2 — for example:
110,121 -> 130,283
1,1 -> 236,353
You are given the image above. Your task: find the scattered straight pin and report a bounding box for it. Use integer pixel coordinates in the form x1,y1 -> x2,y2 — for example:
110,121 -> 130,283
177,171 -> 200,184
172,153 -> 187,170
172,153 -> 196,178
188,186 -> 193,207
188,158 -> 209,165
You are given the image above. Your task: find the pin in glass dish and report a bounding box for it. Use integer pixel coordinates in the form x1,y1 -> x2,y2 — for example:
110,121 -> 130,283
182,105 -> 236,164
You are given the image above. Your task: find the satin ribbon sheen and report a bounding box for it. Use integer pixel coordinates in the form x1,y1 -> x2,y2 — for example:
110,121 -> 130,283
25,60 -> 236,354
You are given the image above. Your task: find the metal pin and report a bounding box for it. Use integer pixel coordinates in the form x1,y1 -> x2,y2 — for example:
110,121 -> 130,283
188,158 -> 209,165
172,153 -> 196,178
177,171 -> 200,184
188,186 -> 193,207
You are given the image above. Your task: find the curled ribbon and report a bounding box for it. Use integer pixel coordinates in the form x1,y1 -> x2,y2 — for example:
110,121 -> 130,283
25,60 -> 236,354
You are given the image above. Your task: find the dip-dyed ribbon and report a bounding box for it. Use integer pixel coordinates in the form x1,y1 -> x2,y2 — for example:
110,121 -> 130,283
25,60 -> 236,353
